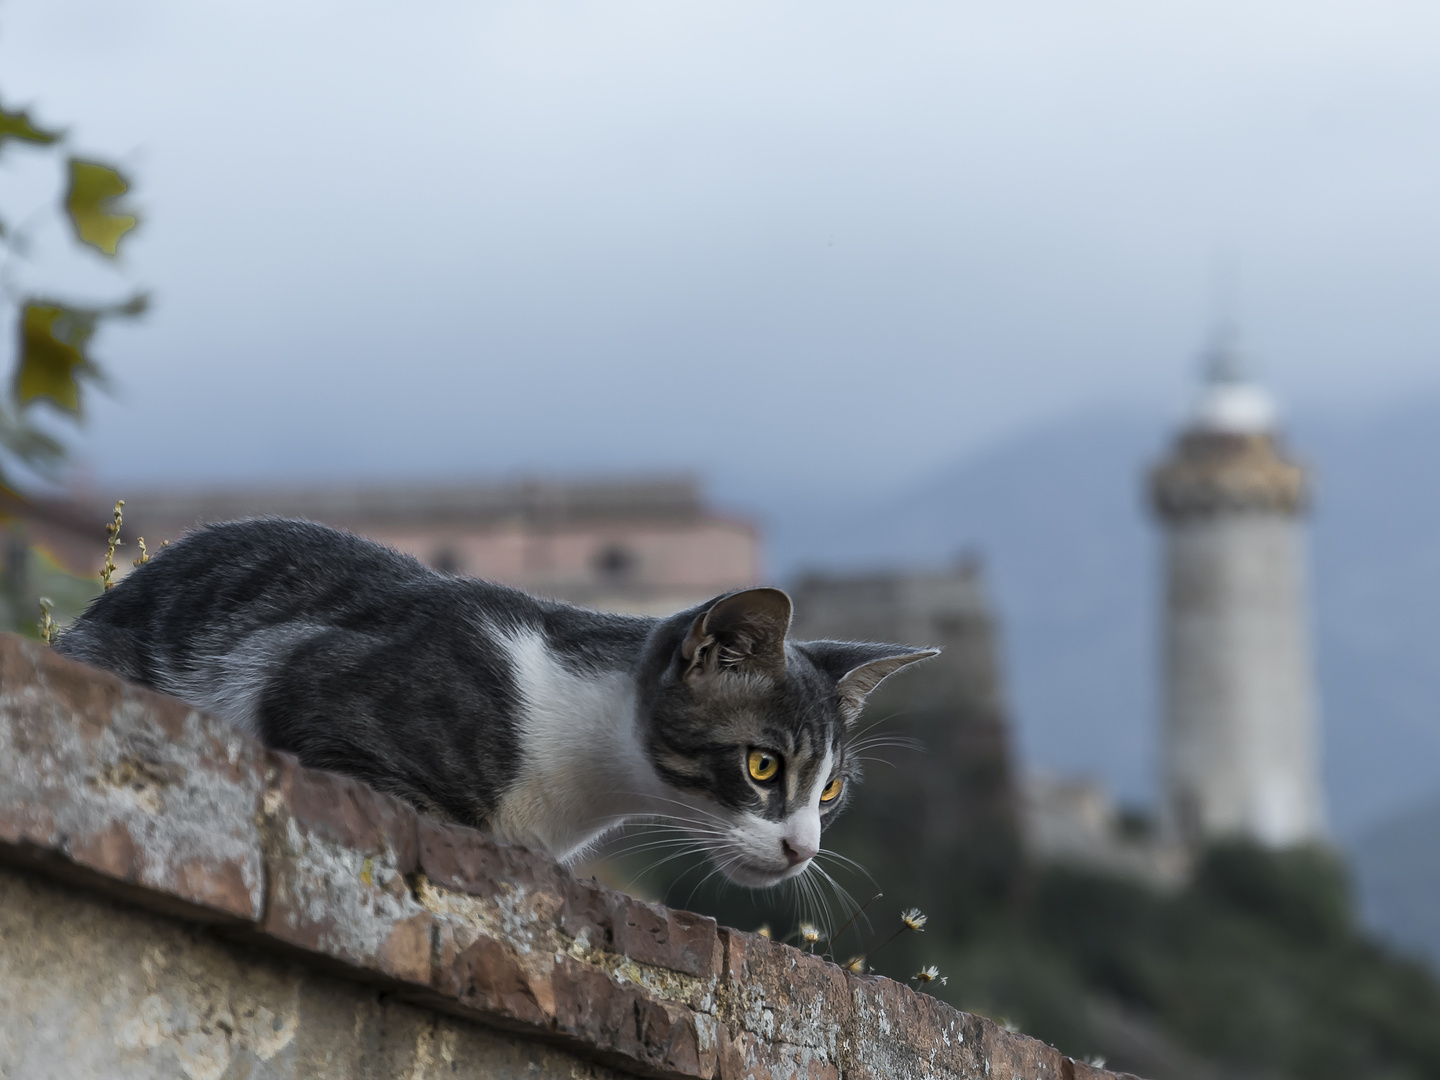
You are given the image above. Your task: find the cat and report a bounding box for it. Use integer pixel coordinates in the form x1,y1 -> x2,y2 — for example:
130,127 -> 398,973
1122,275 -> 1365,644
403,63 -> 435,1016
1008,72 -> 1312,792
56,517 -> 937,887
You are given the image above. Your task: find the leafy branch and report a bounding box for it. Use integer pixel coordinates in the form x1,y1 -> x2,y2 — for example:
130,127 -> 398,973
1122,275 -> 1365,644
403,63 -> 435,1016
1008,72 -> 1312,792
0,98 -> 145,496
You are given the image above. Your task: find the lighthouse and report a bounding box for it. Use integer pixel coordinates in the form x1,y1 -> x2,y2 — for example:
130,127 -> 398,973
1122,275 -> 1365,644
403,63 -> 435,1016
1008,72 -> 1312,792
1149,333 -> 1326,848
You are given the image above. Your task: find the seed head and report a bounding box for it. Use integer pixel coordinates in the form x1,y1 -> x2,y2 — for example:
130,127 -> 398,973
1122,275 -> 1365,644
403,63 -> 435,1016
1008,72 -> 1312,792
901,908 -> 927,932
911,965 -> 946,986
37,598 -> 55,645
843,956 -> 866,974
799,923 -> 821,946
755,925 -> 772,940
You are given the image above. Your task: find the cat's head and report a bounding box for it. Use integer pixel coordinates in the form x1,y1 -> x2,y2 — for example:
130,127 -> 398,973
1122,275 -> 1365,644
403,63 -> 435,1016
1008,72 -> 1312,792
639,588 -> 937,888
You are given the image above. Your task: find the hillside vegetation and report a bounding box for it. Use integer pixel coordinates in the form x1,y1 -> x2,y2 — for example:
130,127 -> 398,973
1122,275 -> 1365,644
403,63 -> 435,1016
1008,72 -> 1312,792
633,684 -> 1440,1079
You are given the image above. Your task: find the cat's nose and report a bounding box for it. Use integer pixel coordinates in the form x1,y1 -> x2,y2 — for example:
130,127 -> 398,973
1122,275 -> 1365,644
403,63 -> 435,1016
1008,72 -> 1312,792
781,839 -> 818,866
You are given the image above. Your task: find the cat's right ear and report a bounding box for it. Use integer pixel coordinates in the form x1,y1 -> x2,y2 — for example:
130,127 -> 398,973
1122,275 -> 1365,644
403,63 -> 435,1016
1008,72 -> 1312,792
804,641 -> 940,724
682,588 -> 792,682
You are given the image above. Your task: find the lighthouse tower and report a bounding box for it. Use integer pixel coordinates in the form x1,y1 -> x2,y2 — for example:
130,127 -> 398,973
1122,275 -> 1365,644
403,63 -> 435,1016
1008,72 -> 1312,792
1149,333 -> 1326,848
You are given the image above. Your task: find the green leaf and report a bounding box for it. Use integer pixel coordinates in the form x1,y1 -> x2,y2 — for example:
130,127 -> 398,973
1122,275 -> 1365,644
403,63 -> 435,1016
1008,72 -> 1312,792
65,159 -> 137,256
15,302 -> 98,413
0,104 -> 60,150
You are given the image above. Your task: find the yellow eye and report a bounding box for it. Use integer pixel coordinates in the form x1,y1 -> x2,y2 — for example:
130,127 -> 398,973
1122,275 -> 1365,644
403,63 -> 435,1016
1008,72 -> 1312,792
747,749 -> 779,782
821,777 -> 843,803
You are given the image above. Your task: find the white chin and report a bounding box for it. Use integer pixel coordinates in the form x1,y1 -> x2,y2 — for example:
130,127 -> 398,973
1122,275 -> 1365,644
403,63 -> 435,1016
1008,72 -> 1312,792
721,858 -> 810,888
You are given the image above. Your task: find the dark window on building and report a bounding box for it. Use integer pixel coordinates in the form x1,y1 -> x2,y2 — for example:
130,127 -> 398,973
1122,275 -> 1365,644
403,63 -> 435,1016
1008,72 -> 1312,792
431,547 -> 463,575
933,614 -> 968,636
593,543 -> 638,581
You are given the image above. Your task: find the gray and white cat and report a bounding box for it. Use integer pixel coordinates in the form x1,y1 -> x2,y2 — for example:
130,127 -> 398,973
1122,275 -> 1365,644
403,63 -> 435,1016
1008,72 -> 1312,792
57,518 -> 936,887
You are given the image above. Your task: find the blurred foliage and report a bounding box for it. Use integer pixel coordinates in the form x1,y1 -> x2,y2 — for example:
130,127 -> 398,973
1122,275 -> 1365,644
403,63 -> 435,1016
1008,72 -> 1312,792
16,301 -> 98,412
0,102 -> 58,158
0,83 -> 140,636
65,159 -> 138,256
992,846 -> 1440,1078
0,99 -> 142,492
0,523 -> 99,637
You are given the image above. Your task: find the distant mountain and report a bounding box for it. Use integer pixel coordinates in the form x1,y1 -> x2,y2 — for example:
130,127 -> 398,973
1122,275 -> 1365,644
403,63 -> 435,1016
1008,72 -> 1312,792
1352,795 -> 1440,968
759,395 -> 1440,844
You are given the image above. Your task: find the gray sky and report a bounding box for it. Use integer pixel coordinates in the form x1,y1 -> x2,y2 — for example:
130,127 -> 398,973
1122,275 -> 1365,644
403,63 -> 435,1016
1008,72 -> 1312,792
4,0 -> 1440,505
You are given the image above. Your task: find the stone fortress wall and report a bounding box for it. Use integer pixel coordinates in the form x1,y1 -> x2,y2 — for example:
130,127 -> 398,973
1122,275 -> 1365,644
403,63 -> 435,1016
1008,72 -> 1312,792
0,633 -> 1139,1080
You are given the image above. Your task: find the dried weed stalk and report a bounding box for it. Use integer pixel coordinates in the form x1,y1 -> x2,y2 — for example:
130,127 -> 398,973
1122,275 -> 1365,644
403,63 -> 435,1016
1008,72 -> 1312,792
100,499 -> 124,589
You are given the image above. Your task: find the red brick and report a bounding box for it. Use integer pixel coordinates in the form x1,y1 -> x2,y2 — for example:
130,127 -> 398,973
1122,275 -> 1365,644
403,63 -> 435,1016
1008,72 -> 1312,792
445,934 -> 555,1027
416,816 -> 563,900
68,819 -> 140,882
615,896 -> 719,978
551,954 -> 712,1078
267,751 -> 420,872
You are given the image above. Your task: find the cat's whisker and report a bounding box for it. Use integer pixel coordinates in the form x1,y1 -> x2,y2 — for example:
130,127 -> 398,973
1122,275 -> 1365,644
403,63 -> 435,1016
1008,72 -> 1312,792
683,850 -> 749,909
846,707 -> 919,743
846,745 -> 923,763
603,818 -> 731,838
814,847 -> 875,880
798,869 -> 833,941
847,713 -> 895,742
627,843 -> 715,892
614,791 -> 733,826
810,862 -> 864,928
681,870 -> 718,911
814,865 -> 880,921
794,867 -> 836,944
797,867 -> 834,942
847,736 -> 924,754
586,813 -> 731,841
631,838 -> 733,882
603,836 -> 724,861
817,869 -> 846,938
791,874 -> 814,938
600,839 -> 727,870
586,807 -> 704,829
603,838 -> 735,867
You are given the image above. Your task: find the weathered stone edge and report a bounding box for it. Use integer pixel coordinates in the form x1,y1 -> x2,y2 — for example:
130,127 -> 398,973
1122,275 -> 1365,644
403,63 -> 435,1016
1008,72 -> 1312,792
0,633 -> 1138,1080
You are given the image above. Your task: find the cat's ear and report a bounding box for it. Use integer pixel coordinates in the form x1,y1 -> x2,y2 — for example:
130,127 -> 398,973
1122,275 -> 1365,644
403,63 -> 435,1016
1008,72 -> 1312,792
804,641 -> 940,724
682,588 -> 792,682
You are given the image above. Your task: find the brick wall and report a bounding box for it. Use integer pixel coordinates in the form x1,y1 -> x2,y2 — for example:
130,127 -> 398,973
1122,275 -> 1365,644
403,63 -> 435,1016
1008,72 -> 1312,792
0,633 -> 1140,1080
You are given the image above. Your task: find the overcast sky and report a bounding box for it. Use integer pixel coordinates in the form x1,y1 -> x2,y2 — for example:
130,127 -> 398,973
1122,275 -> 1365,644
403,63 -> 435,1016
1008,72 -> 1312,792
4,0 -> 1440,507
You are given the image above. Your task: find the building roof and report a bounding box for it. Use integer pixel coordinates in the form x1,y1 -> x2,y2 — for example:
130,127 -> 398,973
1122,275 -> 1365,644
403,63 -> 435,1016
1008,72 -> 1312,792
68,475 -> 710,529
1189,331 -> 1278,436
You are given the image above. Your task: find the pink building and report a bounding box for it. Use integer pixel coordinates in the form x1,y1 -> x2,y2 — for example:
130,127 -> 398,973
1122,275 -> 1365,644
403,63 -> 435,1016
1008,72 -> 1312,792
30,477 -> 760,615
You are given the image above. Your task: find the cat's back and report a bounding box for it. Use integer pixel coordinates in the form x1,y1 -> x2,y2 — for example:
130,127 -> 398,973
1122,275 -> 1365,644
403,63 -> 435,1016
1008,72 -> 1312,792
56,517 -> 477,682
83,516 -> 432,618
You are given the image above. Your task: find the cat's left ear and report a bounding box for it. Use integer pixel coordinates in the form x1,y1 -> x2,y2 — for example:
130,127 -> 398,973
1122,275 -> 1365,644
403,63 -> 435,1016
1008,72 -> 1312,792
682,588 -> 792,682
805,642 -> 940,724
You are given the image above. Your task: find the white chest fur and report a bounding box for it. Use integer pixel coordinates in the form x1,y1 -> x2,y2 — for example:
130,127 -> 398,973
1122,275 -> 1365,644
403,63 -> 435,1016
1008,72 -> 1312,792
489,628 -> 654,860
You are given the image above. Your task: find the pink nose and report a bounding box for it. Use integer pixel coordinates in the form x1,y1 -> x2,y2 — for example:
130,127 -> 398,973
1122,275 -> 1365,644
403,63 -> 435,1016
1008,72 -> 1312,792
781,839 -> 818,866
